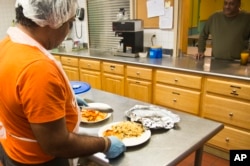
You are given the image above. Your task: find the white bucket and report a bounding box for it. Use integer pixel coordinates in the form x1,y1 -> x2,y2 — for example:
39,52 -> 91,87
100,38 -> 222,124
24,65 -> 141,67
63,40 -> 73,52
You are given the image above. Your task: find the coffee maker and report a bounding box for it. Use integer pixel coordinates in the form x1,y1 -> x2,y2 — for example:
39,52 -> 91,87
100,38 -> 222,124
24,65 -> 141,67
112,19 -> 143,57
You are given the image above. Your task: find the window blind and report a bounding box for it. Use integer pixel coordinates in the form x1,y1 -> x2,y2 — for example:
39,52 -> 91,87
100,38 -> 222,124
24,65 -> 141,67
87,0 -> 130,50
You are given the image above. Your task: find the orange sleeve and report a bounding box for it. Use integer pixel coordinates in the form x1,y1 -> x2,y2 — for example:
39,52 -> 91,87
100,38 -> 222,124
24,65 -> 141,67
18,59 -> 67,123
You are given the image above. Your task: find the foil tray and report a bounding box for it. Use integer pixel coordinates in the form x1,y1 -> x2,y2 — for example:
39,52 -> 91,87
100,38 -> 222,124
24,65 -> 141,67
125,105 -> 180,129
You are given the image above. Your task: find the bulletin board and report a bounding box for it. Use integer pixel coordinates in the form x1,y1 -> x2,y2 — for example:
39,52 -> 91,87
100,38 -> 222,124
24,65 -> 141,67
135,0 -> 174,29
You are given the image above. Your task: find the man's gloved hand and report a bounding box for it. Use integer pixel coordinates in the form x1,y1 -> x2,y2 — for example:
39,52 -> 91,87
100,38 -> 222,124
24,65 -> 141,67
105,136 -> 126,159
76,96 -> 88,107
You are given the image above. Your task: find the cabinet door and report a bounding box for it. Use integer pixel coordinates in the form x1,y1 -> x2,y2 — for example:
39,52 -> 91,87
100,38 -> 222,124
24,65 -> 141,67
79,69 -> 101,89
202,94 -> 250,130
102,62 -> 124,75
156,70 -> 202,90
126,66 -> 152,80
154,84 -> 201,115
102,73 -> 124,96
207,126 -> 250,151
126,78 -> 152,102
79,59 -> 101,71
61,56 -> 79,67
205,78 -> 250,100
62,66 -> 79,81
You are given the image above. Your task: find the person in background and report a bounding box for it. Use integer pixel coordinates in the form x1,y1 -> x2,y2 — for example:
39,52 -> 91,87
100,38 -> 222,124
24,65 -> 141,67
196,0 -> 250,60
0,0 -> 125,166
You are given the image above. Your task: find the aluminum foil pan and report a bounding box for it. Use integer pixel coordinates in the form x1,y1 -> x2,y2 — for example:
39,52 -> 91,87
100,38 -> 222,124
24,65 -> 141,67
125,105 -> 180,129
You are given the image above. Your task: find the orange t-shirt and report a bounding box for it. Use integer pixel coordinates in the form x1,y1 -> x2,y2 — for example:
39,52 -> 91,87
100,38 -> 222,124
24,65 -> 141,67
0,36 -> 78,164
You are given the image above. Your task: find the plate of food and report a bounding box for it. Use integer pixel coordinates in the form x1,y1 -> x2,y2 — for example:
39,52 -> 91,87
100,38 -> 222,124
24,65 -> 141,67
98,121 -> 151,147
80,109 -> 111,123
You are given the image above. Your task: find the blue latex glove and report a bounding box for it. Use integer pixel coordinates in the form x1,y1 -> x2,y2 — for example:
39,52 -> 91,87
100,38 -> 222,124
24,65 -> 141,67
105,136 -> 126,159
76,96 -> 88,107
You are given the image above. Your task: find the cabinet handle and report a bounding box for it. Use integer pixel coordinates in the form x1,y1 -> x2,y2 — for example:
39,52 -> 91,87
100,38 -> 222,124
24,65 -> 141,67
229,112 -> 233,117
87,64 -> 91,68
174,79 -> 178,82
173,99 -> 177,102
136,71 -> 140,76
110,65 -> 115,70
172,92 -> 180,95
230,91 -> 239,96
225,137 -> 230,142
230,85 -> 241,89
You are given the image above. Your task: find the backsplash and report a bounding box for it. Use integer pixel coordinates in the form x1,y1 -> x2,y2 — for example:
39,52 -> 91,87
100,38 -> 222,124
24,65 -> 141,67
0,0 -> 174,54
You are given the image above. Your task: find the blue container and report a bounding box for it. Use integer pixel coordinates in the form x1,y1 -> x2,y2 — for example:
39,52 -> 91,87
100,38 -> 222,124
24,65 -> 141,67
149,46 -> 162,58
70,81 -> 91,94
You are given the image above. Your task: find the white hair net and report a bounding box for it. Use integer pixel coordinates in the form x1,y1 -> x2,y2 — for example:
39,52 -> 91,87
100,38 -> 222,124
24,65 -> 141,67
15,0 -> 78,29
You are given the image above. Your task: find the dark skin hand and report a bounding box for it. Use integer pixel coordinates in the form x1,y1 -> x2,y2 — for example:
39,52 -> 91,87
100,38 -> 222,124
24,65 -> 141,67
30,118 -> 109,158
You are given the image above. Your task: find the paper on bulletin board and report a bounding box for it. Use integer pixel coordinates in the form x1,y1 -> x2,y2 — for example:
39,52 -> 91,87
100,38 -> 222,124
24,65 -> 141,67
159,6 -> 173,29
146,0 -> 165,18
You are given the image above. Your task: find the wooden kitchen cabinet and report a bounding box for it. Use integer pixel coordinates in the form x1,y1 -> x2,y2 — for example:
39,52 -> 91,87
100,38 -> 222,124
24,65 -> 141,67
125,65 -> 153,102
202,76 -> 250,152
60,56 -> 79,81
102,62 -> 125,96
207,126 -> 250,151
154,69 -> 202,115
79,58 -> 101,89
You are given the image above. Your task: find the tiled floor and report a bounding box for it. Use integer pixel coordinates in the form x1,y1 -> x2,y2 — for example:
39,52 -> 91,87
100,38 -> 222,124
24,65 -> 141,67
177,151 -> 229,166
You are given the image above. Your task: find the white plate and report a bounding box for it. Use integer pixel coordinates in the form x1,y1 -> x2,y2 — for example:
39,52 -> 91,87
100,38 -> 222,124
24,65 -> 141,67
81,110 -> 112,124
98,121 -> 151,147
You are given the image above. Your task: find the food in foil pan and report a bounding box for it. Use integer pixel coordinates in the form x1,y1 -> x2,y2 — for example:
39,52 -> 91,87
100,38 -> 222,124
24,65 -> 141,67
125,105 -> 180,129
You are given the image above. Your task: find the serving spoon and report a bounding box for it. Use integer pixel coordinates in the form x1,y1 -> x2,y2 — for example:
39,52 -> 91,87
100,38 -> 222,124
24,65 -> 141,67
76,97 -> 113,113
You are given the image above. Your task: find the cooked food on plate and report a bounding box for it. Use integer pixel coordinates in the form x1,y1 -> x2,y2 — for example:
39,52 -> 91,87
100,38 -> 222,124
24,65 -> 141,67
103,121 -> 145,140
81,109 -> 107,122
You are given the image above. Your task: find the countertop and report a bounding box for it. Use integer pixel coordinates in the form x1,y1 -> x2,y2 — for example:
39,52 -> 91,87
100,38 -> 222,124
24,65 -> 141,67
77,89 -> 223,166
51,49 -> 250,81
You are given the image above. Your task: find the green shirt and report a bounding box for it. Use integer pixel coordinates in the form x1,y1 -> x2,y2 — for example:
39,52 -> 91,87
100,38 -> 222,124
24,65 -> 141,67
198,11 -> 250,60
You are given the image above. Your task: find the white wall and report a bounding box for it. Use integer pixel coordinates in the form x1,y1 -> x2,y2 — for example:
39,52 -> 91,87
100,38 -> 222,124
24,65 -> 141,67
0,0 -> 16,39
0,0 -> 89,44
143,29 -> 174,50
68,0 -> 89,44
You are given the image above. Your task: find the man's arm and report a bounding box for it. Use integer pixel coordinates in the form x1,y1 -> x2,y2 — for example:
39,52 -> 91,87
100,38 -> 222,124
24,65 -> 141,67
31,118 -> 107,158
196,17 -> 211,59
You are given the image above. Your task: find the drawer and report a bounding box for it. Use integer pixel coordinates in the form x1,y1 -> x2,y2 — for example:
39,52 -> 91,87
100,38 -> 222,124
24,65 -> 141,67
61,56 -> 79,67
202,94 -> 250,130
126,66 -> 152,80
154,84 -> 201,115
205,78 -> 250,100
103,62 -> 124,75
79,59 -> 101,71
156,70 -> 202,90
208,126 -> 250,151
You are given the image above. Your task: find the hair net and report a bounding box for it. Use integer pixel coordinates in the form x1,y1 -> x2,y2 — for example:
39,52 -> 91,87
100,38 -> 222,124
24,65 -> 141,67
15,0 -> 78,29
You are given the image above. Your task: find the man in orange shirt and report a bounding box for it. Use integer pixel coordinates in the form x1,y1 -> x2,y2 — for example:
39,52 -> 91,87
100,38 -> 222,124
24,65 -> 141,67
0,0 -> 125,165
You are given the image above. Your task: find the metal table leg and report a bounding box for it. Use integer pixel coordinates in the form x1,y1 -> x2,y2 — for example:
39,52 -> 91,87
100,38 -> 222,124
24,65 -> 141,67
194,146 -> 203,166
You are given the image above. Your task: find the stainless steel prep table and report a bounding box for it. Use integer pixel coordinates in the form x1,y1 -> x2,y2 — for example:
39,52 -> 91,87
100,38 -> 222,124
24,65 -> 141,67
78,89 -> 224,166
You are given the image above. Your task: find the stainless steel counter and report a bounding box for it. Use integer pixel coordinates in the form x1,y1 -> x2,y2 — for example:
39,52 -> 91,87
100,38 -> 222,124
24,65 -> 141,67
78,89 -> 223,166
51,49 -> 250,81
